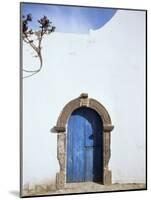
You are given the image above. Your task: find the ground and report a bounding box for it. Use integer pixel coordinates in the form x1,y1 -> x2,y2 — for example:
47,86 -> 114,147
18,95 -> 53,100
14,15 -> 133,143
22,182 -> 146,197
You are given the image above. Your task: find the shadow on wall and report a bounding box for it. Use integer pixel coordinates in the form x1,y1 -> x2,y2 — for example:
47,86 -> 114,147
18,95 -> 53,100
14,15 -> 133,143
9,190 -> 19,197
50,127 -> 57,133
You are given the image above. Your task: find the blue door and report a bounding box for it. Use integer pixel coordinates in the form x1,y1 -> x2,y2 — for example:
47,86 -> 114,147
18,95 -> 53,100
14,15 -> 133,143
67,107 -> 103,183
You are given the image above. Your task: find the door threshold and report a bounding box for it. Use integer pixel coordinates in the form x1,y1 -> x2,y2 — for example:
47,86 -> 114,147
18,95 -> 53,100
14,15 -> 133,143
65,181 -> 103,189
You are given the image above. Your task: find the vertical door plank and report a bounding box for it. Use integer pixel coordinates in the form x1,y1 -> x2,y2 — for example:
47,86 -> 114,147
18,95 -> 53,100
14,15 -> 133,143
72,112 -> 85,182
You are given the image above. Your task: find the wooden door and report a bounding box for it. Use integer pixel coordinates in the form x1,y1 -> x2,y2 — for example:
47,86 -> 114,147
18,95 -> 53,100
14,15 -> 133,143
67,107 -> 103,183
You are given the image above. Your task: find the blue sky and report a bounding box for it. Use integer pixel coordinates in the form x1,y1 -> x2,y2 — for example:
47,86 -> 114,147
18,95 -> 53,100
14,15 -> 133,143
22,3 -> 117,34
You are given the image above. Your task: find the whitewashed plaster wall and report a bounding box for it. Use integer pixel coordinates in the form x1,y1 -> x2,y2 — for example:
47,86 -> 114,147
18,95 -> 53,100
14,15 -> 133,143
23,10 -> 146,187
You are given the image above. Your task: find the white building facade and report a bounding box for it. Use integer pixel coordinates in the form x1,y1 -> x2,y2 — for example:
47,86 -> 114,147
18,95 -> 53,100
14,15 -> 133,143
22,9 -> 146,190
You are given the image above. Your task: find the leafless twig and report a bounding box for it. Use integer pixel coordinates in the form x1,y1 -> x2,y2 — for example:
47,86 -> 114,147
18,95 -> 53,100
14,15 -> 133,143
22,14 -> 55,79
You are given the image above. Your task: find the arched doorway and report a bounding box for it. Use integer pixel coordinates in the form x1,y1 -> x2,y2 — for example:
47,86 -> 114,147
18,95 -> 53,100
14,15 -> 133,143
53,93 -> 114,189
67,107 -> 103,183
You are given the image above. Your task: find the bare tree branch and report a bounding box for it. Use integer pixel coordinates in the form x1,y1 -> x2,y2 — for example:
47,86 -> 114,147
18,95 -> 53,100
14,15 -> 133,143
22,14 -> 55,79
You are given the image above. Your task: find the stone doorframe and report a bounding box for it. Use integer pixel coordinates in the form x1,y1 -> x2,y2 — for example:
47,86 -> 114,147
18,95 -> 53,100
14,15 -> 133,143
53,93 -> 114,189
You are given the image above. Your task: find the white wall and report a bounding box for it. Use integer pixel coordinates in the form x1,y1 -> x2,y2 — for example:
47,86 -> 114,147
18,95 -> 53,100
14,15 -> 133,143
23,9 -> 146,186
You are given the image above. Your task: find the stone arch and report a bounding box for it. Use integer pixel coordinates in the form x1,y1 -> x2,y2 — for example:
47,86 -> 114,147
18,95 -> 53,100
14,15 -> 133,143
53,93 -> 114,189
